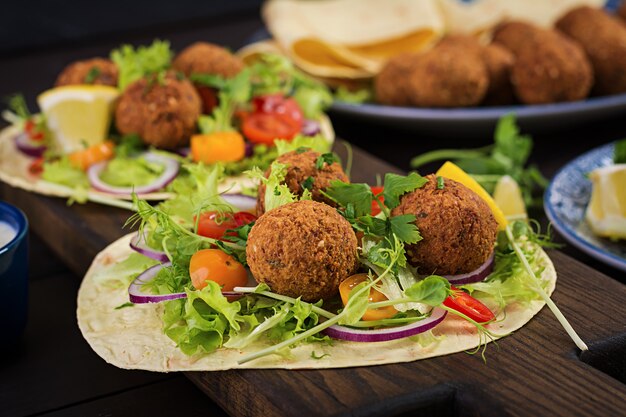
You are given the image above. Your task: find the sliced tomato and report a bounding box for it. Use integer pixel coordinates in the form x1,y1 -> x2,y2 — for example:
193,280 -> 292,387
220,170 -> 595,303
253,94 -> 303,124
370,186 -> 385,216
242,113 -> 301,145
443,286 -> 495,323
68,140 -> 115,171
339,273 -> 397,321
189,248 -> 248,291
24,119 -> 44,141
28,157 -> 45,175
195,211 -> 257,240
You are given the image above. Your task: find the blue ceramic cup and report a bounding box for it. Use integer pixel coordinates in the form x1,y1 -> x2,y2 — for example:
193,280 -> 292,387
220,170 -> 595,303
0,201 -> 28,345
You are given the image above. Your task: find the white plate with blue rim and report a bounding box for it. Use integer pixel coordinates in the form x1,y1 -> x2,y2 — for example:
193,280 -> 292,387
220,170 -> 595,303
544,142 -> 626,272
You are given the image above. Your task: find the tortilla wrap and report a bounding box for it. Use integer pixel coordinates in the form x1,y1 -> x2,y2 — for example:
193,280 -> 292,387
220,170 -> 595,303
439,0 -> 606,35
77,233 -> 556,371
263,0 -> 445,77
0,116 -> 334,206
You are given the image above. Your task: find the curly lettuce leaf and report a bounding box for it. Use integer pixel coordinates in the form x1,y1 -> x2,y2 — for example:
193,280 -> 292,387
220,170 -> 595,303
110,40 -> 173,90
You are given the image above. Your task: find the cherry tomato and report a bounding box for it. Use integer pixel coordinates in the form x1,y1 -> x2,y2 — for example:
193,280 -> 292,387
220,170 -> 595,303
370,186 -> 384,216
242,113 -> 301,145
195,85 -> 219,114
339,273 -> 397,321
68,140 -> 115,170
195,211 -> 257,240
443,286 -> 495,323
189,249 -> 248,291
191,131 -> 245,163
252,94 -> 303,125
24,119 -> 44,141
28,157 -> 45,175
242,94 -> 304,145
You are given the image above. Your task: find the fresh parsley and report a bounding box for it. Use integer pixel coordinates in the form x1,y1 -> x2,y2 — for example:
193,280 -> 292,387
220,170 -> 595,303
84,67 -> 101,84
615,139 -> 626,164
315,153 -> 339,170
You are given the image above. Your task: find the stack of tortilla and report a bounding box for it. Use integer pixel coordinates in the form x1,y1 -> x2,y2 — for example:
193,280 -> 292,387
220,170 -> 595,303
246,0 -> 604,86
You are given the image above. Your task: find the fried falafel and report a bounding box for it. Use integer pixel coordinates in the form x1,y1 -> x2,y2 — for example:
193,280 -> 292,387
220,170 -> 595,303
246,200 -> 358,302
390,174 -> 498,275
172,42 -> 244,79
556,6 -> 626,95
256,149 -> 349,215
406,45 -> 489,107
55,58 -> 118,87
494,21 -> 592,104
375,53 -> 420,106
115,72 -> 201,149
482,44 -> 515,105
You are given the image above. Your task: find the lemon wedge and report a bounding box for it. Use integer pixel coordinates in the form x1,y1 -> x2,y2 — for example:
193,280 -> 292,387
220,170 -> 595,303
436,161 -> 508,230
37,85 -> 119,153
585,164 -> 626,240
493,175 -> 527,221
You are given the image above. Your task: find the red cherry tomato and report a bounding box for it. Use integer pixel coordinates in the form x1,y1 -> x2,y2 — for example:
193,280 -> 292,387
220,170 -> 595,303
443,286 -> 495,323
242,94 -> 304,145
370,186 -> 384,216
195,211 -> 257,240
28,157 -> 45,175
242,113 -> 301,145
253,94 -> 303,123
24,119 -> 44,141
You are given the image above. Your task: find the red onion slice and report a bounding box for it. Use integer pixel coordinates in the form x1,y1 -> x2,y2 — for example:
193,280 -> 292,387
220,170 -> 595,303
87,152 -> 179,195
129,232 -> 169,262
14,133 -> 46,158
128,263 -> 187,304
323,308 -> 447,342
222,194 -> 257,212
175,147 -> 191,158
443,252 -> 495,285
128,263 -> 248,304
301,119 -> 321,136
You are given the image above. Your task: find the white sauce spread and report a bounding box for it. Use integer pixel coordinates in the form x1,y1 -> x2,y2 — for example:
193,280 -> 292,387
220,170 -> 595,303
0,221 -> 17,248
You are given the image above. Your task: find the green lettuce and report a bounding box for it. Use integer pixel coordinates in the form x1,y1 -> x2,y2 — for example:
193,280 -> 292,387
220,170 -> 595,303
91,252 -> 158,288
110,40 -> 173,90
41,157 -> 89,188
99,157 -> 165,187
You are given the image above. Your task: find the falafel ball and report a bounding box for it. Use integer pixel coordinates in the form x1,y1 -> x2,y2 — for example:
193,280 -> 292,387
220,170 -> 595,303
256,149 -> 349,215
172,42 -> 244,79
115,72 -> 201,149
390,175 -> 498,275
55,58 -> 118,87
375,53 -> 421,106
556,6 -> 626,95
436,35 -> 516,106
510,28 -> 593,104
246,200 -> 359,302
618,1 -> 626,21
492,21 -> 541,56
406,45 -> 489,107
482,44 -> 516,105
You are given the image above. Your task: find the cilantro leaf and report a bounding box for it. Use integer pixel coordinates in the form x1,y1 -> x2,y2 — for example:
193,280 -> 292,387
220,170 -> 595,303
315,153 -> 339,170
84,67 -> 101,84
301,176 -> 314,191
615,139 -> 626,164
389,214 -> 421,244
323,181 -> 373,217
383,172 -> 428,210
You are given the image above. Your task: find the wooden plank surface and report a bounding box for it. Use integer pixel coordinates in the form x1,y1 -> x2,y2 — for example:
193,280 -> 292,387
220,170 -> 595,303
2,143 -> 625,417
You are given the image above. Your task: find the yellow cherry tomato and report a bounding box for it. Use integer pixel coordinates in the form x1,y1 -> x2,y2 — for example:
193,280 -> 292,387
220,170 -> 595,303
339,273 -> 397,321
189,249 -> 248,291
68,140 -> 115,170
191,131 -> 245,164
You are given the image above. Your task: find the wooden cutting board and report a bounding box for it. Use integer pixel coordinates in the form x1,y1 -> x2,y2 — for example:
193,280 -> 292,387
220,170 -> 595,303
2,142 -> 625,417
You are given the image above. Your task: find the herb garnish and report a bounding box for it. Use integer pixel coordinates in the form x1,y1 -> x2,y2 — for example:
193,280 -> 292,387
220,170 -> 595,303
301,176 -> 314,191
614,139 -> 626,164
410,114 -> 548,208
437,176 -> 445,189
84,67 -> 101,84
315,153 -> 339,170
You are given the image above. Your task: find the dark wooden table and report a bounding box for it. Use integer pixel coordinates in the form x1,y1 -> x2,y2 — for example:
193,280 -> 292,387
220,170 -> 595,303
1,9 -> 626,417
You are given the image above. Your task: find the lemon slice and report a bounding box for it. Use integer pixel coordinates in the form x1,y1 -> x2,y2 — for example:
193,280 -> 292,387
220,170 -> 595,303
436,161 -> 508,230
585,164 -> 626,240
493,175 -> 527,221
37,85 -> 119,154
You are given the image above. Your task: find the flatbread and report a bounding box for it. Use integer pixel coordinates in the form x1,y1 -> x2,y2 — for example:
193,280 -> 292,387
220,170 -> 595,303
0,115 -> 335,206
263,0 -> 445,77
77,233 -> 556,371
